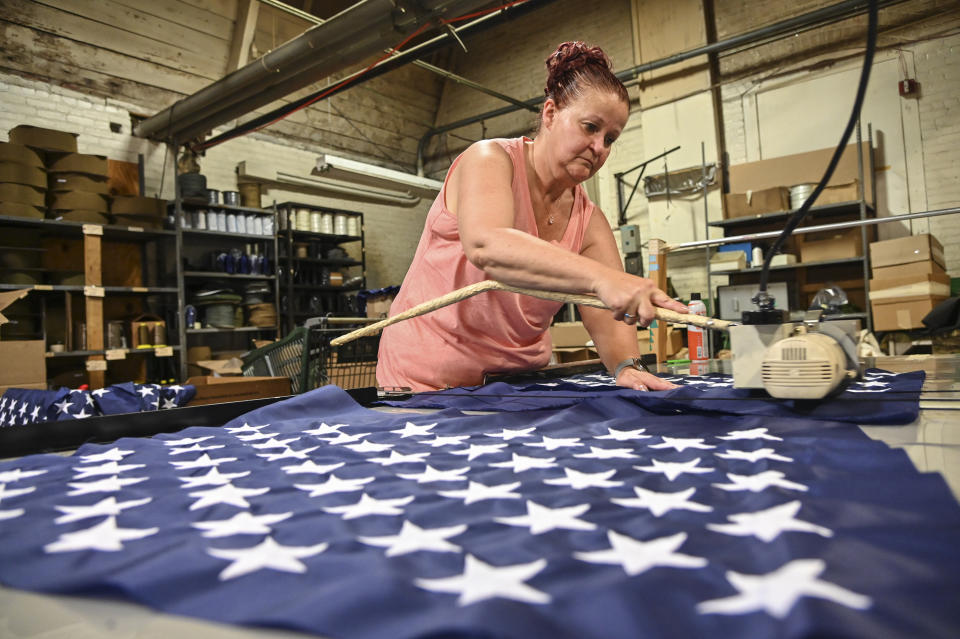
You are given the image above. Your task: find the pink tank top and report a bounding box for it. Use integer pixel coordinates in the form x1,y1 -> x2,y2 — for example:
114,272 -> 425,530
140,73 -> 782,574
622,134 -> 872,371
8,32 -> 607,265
376,137 -> 595,391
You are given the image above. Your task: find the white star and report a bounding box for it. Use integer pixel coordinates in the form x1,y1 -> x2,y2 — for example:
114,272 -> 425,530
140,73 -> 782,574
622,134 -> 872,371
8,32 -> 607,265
715,448 -> 794,463
85,394 -> 95,406
257,446 -> 319,462
359,519 -> 466,556
188,483 -> 270,510
72,461 -> 146,479
697,559 -> 871,618
650,436 -> 715,452
0,468 -> 46,483
166,384 -> 185,393
575,530 -> 707,575
91,388 -> 110,397
302,422 -> 346,436
168,443 -> 226,456
450,443 -> 508,461
281,460 -> 345,476
717,428 -> 783,442
17,402 -> 28,417
345,439 -> 394,453
53,496 -> 152,524
708,501 -> 832,542
439,481 -> 522,505
484,427 -> 536,440
368,450 -> 431,466
137,386 -> 155,397
235,431 -> 277,442
325,431 -> 372,445
192,511 -> 293,537
0,508 -> 23,520
595,427 -> 651,441
177,466 -> 251,488
544,467 -> 623,490
713,470 -> 808,493
0,484 -> 35,502
208,536 -> 328,580
44,516 -> 158,553
397,465 -> 470,483
322,493 -> 414,519
67,475 -> 149,495
73,408 -> 92,419
422,434 -> 471,447
524,436 -> 583,451
574,446 -> 638,460
415,554 -> 550,606
294,474 -> 375,497
30,405 -> 40,421
79,448 -> 134,463
489,453 -> 557,473
251,436 -> 299,449
633,458 -> 715,481
164,435 -> 214,447
225,422 -> 268,434
169,454 -> 237,470
390,421 -> 437,437
495,500 -> 596,534
611,486 -> 713,517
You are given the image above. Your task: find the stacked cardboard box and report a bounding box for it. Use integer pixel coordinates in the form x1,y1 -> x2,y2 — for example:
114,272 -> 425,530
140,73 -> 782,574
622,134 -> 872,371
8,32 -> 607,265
869,234 -> 949,331
0,141 -> 47,220
111,195 -> 166,228
0,290 -> 46,394
47,151 -> 110,224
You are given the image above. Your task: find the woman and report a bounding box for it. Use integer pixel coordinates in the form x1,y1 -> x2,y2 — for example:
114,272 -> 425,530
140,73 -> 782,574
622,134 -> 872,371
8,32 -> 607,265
377,41 -> 687,392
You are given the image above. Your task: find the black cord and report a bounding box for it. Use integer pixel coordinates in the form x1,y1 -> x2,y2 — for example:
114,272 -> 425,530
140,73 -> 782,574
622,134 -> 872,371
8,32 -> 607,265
755,0 -> 879,308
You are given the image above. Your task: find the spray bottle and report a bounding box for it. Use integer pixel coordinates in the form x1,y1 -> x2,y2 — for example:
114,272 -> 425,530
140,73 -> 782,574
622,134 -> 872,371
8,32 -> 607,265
687,293 -> 707,362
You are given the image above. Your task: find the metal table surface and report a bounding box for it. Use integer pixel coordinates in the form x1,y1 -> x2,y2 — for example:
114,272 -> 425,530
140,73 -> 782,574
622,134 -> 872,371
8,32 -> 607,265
1,355 -> 957,638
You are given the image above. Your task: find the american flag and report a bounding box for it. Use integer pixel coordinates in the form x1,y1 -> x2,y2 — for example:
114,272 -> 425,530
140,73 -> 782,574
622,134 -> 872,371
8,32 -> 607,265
0,383 -> 196,427
0,378 -> 957,638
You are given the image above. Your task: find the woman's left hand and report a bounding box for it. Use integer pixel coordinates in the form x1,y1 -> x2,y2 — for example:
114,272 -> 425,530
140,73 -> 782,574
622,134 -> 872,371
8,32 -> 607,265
615,367 -> 678,392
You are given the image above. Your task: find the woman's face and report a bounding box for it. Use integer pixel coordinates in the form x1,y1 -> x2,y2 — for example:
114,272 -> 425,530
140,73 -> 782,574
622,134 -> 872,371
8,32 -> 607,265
544,86 -> 629,183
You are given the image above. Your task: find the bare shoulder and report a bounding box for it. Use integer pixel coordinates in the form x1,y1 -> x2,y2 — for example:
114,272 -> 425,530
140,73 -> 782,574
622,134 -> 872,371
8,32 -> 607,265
448,140 -> 514,206
459,139 -> 513,171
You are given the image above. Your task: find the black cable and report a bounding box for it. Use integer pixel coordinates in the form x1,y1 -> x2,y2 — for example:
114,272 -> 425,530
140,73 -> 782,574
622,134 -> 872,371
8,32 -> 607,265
755,0 -> 879,308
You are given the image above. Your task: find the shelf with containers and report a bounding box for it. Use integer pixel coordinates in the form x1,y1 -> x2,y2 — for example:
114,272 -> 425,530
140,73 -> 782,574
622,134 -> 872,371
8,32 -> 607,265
0,213 -> 181,389
275,202 -> 366,333
171,197 -> 281,381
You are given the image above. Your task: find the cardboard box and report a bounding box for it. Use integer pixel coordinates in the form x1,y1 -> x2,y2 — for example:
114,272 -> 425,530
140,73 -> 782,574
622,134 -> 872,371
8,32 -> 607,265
869,234 -> 945,269
0,289 -> 46,390
111,195 -> 165,216
710,250 -> 747,272
112,213 -> 164,229
814,180 -> 861,206
0,162 -> 46,189
0,202 -> 44,219
365,294 -> 396,319
798,227 -> 862,263
46,152 -> 108,177
185,375 -> 291,406
8,125 -> 78,153
771,254 -> 797,266
549,321 -> 591,348
723,187 -> 790,219
871,295 -> 946,332
0,182 -> 45,207
53,210 -> 111,224
551,347 -> 599,364
0,141 -> 44,168
0,381 -> 47,395
637,327 -> 683,358
872,259 -> 945,281
49,173 -> 110,194
869,271 -> 951,301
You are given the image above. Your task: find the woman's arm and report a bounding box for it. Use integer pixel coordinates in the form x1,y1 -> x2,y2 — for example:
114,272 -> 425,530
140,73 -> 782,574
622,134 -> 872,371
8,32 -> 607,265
453,141 -> 684,323
577,208 -> 681,391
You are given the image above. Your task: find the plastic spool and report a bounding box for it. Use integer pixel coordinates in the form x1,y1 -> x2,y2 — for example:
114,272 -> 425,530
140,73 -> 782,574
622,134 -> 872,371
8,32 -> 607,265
262,215 -> 274,236
216,211 -> 227,232
334,214 -> 349,236
320,213 -> 334,234
296,208 -> 310,231
310,211 -> 322,233
347,216 -> 360,237
226,213 -> 237,234
236,214 -> 246,234
789,183 -> 815,210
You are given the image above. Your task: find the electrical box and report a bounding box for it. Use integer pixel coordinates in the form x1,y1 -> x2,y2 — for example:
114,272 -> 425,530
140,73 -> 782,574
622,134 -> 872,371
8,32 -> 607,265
717,282 -> 788,320
619,224 -> 640,254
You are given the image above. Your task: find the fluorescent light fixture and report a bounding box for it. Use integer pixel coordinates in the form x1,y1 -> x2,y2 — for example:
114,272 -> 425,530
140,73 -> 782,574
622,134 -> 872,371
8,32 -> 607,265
313,154 -> 443,199
236,160 -> 424,207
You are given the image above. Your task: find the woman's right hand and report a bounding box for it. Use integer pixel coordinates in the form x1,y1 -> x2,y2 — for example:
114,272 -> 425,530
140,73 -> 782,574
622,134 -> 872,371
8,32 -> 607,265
594,269 -> 689,326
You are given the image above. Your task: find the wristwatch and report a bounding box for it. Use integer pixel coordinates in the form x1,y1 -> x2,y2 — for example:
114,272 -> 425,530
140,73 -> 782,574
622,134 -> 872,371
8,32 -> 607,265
613,357 -> 648,380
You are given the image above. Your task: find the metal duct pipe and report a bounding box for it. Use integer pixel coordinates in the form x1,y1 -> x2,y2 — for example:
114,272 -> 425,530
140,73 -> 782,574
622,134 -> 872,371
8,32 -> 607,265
135,0 -> 495,141
416,0 -> 908,174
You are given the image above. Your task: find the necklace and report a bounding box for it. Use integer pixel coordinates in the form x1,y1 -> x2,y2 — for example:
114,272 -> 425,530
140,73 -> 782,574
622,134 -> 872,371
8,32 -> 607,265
548,215 -> 555,225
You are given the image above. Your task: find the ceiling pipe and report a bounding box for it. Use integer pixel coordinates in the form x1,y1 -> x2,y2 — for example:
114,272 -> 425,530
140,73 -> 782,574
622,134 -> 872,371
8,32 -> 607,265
415,0 -> 908,175
134,0 -> 496,142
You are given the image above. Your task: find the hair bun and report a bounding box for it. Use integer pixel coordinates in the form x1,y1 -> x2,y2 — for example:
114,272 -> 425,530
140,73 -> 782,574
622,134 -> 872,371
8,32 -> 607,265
545,41 -> 613,101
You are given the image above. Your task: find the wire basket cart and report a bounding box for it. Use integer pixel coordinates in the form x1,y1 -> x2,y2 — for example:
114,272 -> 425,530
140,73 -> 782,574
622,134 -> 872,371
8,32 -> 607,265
303,316 -> 381,391
241,326 -> 311,393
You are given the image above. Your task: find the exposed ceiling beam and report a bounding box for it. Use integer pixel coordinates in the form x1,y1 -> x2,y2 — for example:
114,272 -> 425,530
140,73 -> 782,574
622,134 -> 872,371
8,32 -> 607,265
226,0 -> 261,73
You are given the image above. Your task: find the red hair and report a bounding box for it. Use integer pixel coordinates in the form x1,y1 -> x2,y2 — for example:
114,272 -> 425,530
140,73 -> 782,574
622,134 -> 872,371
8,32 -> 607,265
544,41 -> 629,110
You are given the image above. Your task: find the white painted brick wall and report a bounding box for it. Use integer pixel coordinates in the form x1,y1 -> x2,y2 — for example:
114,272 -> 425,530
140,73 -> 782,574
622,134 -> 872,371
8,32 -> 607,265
0,73 -> 429,289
